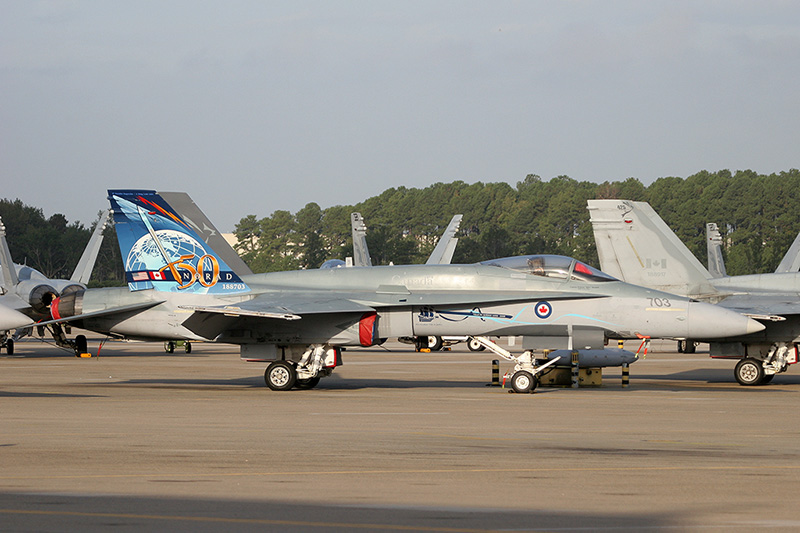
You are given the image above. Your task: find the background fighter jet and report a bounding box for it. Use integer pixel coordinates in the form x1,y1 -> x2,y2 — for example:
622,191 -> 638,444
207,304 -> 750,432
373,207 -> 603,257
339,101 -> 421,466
706,221 -> 800,277
46,190 -> 762,391
341,212 -> 462,269
0,211 -> 108,354
347,211 -> 465,351
705,223 -> 727,279
588,199 -> 800,385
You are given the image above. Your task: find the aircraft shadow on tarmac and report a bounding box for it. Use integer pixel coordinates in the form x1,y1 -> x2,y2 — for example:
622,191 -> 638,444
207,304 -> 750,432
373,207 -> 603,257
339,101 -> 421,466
112,376 -> 502,391
0,391 -> 104,398
635,367 -> 800,387
0,491 -> 681,532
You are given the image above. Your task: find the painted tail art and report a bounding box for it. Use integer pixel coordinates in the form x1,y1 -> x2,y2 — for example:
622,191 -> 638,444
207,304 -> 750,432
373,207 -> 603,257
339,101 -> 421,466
108,189 -> 250,295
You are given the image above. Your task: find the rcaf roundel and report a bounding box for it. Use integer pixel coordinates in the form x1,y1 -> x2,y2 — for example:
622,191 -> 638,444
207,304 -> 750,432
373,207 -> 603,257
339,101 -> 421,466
535,301 -> 552,319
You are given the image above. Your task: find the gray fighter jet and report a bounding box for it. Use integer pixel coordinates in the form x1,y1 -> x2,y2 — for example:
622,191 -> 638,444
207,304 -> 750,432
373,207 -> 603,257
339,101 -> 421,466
707,221 -> 800,276
348,212 -> 462,268
706,223 -> 727,278
0,211 -> 108,354
588,199 -> 800,385
45,190 -> 762,391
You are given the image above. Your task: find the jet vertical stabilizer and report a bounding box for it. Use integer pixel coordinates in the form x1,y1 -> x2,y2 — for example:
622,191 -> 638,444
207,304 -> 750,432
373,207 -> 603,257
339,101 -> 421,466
350,212 -> 372,267
587,200 -> 719,298
706,222 -> 727,278
775,230 -> 800,273
158,191 -> 253,278
70,210 -> 110,284
108,190 -> 250,295
0,216 -> 19,288
426,214 -> 463,265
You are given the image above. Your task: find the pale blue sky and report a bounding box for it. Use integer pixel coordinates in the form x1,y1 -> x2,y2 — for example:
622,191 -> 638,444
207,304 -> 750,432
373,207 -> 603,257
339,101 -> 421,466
3,1 -> 799,231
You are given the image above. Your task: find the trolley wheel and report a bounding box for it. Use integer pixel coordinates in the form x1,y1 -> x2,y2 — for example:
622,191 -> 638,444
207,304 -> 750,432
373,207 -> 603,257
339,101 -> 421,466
467,338 -> 486,351
511,370 -> 537,394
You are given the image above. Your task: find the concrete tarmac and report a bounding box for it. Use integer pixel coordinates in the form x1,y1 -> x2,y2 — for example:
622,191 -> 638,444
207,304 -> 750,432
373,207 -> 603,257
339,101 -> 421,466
2,336 -> 800,532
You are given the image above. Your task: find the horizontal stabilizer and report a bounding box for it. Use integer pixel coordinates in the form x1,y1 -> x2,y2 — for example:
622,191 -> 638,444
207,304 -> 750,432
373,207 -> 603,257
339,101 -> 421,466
40,299 -> 165,326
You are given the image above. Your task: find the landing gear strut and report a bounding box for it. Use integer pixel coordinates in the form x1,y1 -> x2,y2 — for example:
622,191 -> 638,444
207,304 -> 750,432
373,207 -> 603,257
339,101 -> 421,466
263,345 -> 340,391
468,336 -> 560,394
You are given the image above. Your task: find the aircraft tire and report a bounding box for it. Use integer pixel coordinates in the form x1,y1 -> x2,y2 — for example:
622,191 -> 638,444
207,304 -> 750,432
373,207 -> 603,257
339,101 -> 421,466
734,358 -> 764,386
295,376 -> 321,390
75,335 -> 88,355
760,374 -> 774,384
427,336 -> 443,351
265,361 -> 297,391
684,341 -> 696,354
164,341 -> 175,354
467,338 -> 486,352
511,371 -> 536,394
184,342 -> 192,354
5,339 -> 13,355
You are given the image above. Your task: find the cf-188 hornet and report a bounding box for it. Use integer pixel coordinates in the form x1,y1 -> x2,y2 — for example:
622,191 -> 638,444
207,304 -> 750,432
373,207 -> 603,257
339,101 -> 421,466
46,190 -> 762,391
589,199 -> 800,385
0,211 -> 109,354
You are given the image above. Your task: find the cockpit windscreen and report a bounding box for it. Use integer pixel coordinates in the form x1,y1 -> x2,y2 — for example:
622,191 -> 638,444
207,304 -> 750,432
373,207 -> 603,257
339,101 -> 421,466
479,255 -> 617,282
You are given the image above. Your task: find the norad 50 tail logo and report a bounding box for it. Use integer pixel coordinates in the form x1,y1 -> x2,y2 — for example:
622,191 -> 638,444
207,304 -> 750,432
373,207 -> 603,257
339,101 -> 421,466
125,229 -> 239,291
110,190 -> 249,295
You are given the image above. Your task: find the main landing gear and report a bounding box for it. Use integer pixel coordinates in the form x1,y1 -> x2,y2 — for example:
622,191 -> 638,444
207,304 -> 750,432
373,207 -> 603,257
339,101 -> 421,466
1,335 -> 13,355
164,341 -> 192,354
263,345 -> 340,391
734,343 -> 794,386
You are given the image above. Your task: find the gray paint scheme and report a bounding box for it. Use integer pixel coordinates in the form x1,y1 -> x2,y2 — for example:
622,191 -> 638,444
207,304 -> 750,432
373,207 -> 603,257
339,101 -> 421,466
707,220 -> 800,277
706,223 -> 727,278
350,212 -> 371,267
775,230 -> 800,273
44,192 -> 765,389
588,199 -> 800,384
52,261 -> 762,351
425,214 -> 462,265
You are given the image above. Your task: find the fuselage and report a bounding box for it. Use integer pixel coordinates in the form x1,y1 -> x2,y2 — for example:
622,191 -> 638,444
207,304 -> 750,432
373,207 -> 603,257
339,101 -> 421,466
56,260 -> 763,346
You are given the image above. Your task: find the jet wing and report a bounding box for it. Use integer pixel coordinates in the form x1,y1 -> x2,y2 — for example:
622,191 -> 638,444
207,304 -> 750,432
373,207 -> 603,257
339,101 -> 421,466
180,289 -> 605,321
180,293 -> 376,320
717,293 -> 800,321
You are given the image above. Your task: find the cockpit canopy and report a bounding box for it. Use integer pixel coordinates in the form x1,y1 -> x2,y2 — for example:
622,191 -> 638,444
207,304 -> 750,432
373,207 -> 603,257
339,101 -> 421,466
479,255 -> 617,282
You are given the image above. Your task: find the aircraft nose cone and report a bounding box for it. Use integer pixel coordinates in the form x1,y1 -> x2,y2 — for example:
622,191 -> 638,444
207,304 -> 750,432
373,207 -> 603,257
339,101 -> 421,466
687,301 -> 765,339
